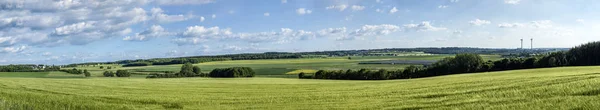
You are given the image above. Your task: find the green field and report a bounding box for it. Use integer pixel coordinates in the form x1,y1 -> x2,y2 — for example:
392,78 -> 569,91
117,55 -> 501,77
1,66 -> 600,109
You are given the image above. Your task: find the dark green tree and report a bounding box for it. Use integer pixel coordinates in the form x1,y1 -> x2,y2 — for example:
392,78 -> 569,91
116,70 -> 131,77
180,63 -> 195,77
83,69 -> 91,77
192,66 -> 201,75
103,71 -> 114,77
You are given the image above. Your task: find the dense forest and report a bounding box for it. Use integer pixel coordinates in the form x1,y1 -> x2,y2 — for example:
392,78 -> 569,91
302,41 -> 600,80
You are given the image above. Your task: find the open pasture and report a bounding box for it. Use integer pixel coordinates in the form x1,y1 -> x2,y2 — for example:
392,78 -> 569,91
1,66 -> 600,109
123,55 -> 502,77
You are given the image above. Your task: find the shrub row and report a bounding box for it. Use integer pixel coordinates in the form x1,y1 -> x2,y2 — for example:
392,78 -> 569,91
209,67 -> 255,78
102,70 -> 130,77
304,40 -> 600,80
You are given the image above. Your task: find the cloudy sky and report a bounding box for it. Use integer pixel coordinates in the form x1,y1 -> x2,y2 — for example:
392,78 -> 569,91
1,0 -> 599,64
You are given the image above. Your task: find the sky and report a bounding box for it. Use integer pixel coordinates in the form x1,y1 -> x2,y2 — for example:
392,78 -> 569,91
1,0 -> 600,64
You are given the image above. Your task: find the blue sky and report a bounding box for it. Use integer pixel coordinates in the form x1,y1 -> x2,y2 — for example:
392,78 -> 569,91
0,0 -> 599,64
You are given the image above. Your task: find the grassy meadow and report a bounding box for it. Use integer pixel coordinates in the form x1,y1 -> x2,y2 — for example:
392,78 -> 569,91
1,66 -> 600,109
118,55 -> 501,77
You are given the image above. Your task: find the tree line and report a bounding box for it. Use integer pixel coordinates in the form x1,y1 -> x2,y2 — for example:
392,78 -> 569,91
59,68 -> 91,77
300,41 -> 600,80
146,63 -> 255,78
208,67 -> 255,77
0,65 -> 61,72
102,70 -> 131,77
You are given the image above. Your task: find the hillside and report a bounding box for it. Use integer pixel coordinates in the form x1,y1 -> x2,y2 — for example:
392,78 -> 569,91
1,66 -> 600,109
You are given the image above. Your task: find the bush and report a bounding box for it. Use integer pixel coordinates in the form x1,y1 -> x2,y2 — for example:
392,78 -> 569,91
209,67 -> 255,77
298,72 -> 312,79
180,63 -> 196,77
83,69 -> 91,77
60,68 -> 83,74
147,73 -> 181,78
307,69 -> 391,80
192,66 -> 201,74
103,71 -> 115,77
115,70 -> 131,77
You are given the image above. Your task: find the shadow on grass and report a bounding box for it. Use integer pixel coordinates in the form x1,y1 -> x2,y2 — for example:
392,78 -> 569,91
572,89 -> 600,96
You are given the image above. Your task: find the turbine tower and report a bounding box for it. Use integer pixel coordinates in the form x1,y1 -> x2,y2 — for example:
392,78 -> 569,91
520,38 -> 523,49
530,38 -> 533,49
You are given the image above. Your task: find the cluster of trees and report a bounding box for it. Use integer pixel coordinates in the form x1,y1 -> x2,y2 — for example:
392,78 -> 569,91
299,66 -> 425,80
209,67 -> 255,77
102,70 -> 130,77
122,62 -> 152,67
99,66 -> 114,69
567,41 -> 600,66
60,68 -> 91,77
146,63 -> 205,78
302,40 -> 600,80
147,63 -> 256,78
0,65 -> 61,72
103,71 -> 115,77
303,69 -> 393,80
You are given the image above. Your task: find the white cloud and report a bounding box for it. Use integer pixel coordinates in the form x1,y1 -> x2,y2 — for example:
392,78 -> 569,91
212,14 -> 216,19
150,8 -> 193,23
376,9 -> 383,13
351,5 -> 365,11
530,20 -> 552,28
172,24 -> 404,45
452,30 -> 463,35
236,28 -> 316,43
281,0 -> 287,4
0,0 -> 187,47
53,22 -> 95,36
264,13 -> 270,16
450,0 -> 460,3
172,38 -> 208,46
0,46 -> 27,53
376,0 -> 383,3
181,26 -> 233,38
318,27 -> 347,37
154,0 -> 214,5
343,24 -> 400,40
123,25 -> 172,41
438,5 -> 448,9
389,7 -> 398,14
326,5 -> 348,11
504,0 -> 521,4
497,20 -> 551,28
296,8 -> 312,15
469,19 -> 491,26
42,52 -> 52,56
576,19 -> 585,24
498,23 -> 524,28
403,21 -> 447,32
200,16 -> 205,22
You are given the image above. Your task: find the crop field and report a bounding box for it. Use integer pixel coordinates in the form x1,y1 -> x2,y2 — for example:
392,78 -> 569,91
121,55 -> 502,77
1,66 -> 600,109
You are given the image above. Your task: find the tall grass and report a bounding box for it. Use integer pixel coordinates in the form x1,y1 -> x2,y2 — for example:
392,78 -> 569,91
1,66 -> 600,109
